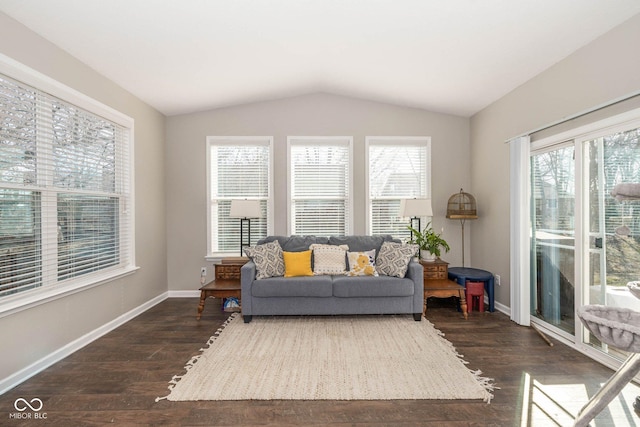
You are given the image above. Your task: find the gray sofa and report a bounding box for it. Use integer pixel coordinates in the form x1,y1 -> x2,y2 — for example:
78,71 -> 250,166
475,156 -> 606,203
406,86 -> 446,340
241,235 -> 424,323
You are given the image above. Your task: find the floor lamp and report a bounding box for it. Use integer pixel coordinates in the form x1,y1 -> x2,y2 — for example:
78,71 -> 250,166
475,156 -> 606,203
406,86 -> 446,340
400,198 -> 433,241
229,199 -> 262,256
446,189 -> 477,267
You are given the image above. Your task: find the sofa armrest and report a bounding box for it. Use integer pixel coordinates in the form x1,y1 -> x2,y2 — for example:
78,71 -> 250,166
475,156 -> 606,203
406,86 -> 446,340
405,259 -> 423,283
405,260 -> 424,316
241,261 -> 256,317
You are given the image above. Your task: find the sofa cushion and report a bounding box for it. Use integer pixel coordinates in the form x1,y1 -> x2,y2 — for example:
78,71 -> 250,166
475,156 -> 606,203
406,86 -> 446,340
346,250 -> 378,276
244,240 -> 285,279
329,235 -> 396,254
310,244 -> 348,275
283,250 -> 314,277
332,276 -> 415,298
376,241 -> 419,278
252,276 -> 333,297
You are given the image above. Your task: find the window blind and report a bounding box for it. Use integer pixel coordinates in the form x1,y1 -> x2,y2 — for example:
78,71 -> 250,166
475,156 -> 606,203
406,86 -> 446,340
289,138 -> 351,236
208,139 -> 270,254
368,139 -> 430,238
589,128 -> 640,237
0,73 -> 132,298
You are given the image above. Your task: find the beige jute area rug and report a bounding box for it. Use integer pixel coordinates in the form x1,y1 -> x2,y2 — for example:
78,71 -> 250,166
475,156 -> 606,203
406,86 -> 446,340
156,313 -> 495,402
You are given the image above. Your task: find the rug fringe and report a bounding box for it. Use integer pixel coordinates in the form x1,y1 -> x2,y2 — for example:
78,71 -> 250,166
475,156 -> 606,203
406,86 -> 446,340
470,369 -> 500,403
426,318 -> 497,404
155,313 -> 238,402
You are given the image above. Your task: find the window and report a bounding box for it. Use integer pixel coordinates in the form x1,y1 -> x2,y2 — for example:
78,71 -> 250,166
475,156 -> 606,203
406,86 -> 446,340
367,137 -> 431,238
288,137 -> 352,236
206,137 -> 272,256
0,67 -> 134,303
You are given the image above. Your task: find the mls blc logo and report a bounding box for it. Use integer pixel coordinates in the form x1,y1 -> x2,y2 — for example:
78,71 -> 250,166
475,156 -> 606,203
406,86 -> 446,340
9,397 -> 47,420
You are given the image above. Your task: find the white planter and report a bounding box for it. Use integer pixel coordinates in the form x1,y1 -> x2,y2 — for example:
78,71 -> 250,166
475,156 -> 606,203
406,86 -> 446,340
420,250 -> 437,261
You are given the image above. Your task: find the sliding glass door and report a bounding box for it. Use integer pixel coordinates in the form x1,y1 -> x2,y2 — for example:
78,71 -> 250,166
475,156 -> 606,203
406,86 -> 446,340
530,144 -> 576,335
529,118 -> 640,362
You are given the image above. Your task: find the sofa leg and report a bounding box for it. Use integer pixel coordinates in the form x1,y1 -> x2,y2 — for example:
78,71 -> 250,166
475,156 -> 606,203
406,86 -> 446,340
243,315 -> 252,323
413,313 -> 422,321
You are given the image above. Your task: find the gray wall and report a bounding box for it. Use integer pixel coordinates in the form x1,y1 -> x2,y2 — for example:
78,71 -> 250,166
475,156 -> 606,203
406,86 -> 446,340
0,13 -> 167,384
166,93 -> 470,290
470,14 -> 640,308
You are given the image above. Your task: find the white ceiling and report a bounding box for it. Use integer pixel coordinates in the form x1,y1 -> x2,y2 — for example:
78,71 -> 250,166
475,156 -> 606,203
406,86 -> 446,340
1,1 -> 639,117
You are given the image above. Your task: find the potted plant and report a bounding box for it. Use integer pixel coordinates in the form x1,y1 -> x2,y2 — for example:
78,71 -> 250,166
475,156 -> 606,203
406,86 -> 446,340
407,222 -> 450,261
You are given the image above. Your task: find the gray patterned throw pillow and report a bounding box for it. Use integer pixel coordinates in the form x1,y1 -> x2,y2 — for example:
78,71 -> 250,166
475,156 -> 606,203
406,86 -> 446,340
244,240 -> 285,279
376,241 -> 418,278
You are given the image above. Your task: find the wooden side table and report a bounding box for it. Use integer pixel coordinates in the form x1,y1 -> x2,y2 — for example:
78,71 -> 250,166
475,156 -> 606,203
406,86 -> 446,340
423,279 -> 468,320
419,259 -> 467,320
196,257 -> 247,320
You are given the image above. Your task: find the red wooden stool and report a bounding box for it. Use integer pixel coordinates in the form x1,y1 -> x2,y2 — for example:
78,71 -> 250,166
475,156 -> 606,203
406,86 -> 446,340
466,281 -> 485,313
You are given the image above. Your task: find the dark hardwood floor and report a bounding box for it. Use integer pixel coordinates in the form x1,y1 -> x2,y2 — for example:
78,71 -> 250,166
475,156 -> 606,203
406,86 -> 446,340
2,297 -> 639,426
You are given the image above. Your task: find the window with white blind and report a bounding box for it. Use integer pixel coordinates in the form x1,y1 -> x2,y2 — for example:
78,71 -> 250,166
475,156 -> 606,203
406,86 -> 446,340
288,137 -> 352,236
367,137 -> 431,239
206,137 -> 272,256
0,66 -> 134,304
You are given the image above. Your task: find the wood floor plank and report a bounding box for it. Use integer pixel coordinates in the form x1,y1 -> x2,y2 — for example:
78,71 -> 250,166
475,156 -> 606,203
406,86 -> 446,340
1,297 -> 639,426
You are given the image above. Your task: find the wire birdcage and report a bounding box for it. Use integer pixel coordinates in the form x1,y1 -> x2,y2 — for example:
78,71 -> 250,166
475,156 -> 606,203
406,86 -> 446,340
446,188 -> 478,266
446,189 -> 478,219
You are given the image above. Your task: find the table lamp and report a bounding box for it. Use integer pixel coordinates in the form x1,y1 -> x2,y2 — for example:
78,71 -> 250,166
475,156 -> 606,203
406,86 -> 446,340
229,199 -> 262,256
400,198 -> 433,241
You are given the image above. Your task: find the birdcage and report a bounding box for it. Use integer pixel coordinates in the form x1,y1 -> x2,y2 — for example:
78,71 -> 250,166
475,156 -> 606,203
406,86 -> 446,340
446,188 -> 477,266
446,189 -> 477,219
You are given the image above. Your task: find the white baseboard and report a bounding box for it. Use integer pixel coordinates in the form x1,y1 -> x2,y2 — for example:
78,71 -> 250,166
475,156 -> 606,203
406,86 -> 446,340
168,290 -> 200,298
493,299 -> 511,317
0,292 -> 168,395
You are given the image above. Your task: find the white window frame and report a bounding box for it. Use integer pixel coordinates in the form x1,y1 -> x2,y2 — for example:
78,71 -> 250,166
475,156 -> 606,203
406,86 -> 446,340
205,136 -> 274,259
287,136 -> 354,236
0,53 -> 136,317
365,136 -> 431,238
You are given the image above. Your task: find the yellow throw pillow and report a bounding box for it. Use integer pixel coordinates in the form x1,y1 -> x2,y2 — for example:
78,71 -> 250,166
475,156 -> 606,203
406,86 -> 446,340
283,250 -> 314,277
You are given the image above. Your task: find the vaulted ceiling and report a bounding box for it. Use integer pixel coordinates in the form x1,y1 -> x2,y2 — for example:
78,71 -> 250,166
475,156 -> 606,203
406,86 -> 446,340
1,0 -> 639,117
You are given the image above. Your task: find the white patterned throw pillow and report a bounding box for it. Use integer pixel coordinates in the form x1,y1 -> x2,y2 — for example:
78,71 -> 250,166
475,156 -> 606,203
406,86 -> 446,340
376,241 -> 418,278
244,240 -> 285,279
310,244 -> 349,275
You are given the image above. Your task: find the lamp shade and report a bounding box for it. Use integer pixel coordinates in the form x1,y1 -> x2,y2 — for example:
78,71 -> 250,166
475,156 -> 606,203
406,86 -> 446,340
400,198 -> 433,218
229,199 -> 262,219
